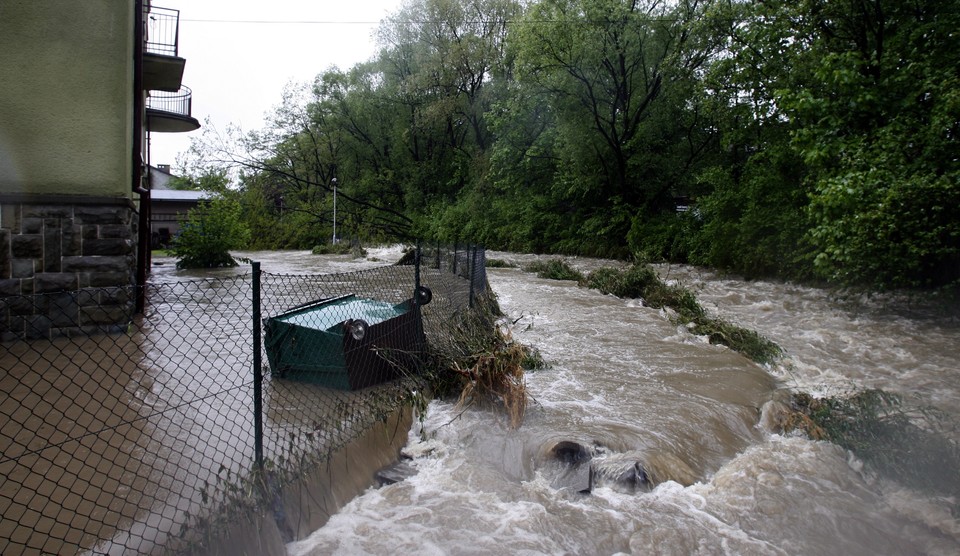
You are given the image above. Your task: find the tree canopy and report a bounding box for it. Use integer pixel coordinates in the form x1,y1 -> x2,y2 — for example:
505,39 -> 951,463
180,0 -> 960,291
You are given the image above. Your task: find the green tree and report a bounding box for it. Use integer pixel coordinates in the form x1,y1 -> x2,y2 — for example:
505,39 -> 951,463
166,169 -> 229,193
674,0 -> 815,277
371,0 -> 520,238
496,0 -> 714,255
169,195 -> 250,268
780,0 -> 960,288
227,0 -> 521,247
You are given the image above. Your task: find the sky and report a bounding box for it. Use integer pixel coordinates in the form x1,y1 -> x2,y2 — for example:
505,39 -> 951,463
150,0 -> 405,169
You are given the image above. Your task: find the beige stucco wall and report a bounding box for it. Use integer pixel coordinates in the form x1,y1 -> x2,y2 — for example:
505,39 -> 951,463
0,0 -> 134,198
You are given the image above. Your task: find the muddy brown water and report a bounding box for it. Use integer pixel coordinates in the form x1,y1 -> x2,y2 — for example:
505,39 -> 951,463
1,248 -> 410,554
1,292 -> 258,554
4,249 -> 958,554
288,253 -> 960,556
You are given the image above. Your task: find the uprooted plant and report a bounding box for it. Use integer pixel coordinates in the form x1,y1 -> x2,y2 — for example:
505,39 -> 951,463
421,289 -> 542,429
449,326 -> 534,429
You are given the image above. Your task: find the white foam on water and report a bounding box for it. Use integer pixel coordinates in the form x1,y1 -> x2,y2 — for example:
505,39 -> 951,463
288,257 -> 960,555
289,409 -> 958,555
881,484 -> 960,551
362,243 -> 407,262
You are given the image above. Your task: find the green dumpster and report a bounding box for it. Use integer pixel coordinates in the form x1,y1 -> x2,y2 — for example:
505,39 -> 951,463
263,293 -> 427,390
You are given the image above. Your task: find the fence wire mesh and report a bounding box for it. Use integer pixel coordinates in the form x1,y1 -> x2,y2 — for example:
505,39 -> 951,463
1,245 -> 490,555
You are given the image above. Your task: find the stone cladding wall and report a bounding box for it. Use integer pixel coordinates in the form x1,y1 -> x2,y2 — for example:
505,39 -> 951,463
0,197 -> 138,340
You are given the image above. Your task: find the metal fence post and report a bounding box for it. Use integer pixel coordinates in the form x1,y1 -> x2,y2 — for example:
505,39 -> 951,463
469,245 -> 477,308
252,261 -> 264,471
414,241 -> 422,306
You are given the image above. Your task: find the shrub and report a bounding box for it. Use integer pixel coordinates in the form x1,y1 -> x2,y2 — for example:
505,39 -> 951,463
169,196 -> 249,269
523,259 -> 584,282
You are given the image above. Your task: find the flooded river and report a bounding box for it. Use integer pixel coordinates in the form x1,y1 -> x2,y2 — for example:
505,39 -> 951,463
287,254 -> 960,555
11,247 -> 952,554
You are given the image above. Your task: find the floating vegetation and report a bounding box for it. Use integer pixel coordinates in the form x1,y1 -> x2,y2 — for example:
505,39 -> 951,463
485,258 -> 516,268
520,344 -> 548,371
418,290 -> 534,429
782,390 -> 960,497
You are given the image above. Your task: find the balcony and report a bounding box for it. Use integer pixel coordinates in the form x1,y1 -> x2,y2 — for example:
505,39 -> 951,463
143,5 -> 185,92
146,86 -> 201,132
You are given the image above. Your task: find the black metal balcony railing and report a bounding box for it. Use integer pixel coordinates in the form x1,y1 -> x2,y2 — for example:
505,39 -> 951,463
147,86 -> 193,117
144,5 -> 180,57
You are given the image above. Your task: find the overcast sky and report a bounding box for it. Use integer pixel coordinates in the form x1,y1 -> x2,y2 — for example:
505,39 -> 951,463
150,0 -> 404,169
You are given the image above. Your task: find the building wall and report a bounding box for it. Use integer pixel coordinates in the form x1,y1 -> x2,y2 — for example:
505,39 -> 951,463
151,200 -> 198,247
0,196 -> 138,340
0,2 -> 139,339
0,0 -> 134,197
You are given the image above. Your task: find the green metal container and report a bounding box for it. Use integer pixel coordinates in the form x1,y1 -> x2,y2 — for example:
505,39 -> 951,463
263,294 -> 425,390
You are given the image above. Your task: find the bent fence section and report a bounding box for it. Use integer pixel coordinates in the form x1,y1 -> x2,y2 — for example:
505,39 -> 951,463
0,245 -> 488,554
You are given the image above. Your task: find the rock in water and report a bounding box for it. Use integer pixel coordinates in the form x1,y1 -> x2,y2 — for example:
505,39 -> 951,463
544,440 -> 594,493
585,450 -> 698,493
549,440 -> 592,464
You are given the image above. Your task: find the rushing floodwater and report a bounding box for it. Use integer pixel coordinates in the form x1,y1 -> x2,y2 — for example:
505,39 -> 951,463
285,253 -> 960,556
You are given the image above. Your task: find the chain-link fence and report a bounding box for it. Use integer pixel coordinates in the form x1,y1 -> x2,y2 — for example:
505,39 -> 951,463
0,245 -> 491,554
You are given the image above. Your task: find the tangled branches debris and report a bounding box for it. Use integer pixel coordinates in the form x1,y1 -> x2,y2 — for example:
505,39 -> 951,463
451,327 -> 533,430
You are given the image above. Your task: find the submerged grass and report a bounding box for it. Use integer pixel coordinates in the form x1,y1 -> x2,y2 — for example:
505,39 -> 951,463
524,259 -> 585,282
523,259 -> 781,364
782,390 -> 960,498
598,264 -> 782,364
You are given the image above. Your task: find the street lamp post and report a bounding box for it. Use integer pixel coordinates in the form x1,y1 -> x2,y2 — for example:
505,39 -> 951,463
331,177 -> 338,245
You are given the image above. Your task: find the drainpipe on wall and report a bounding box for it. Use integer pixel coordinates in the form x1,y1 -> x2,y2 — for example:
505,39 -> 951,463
133,0 -> 148,314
